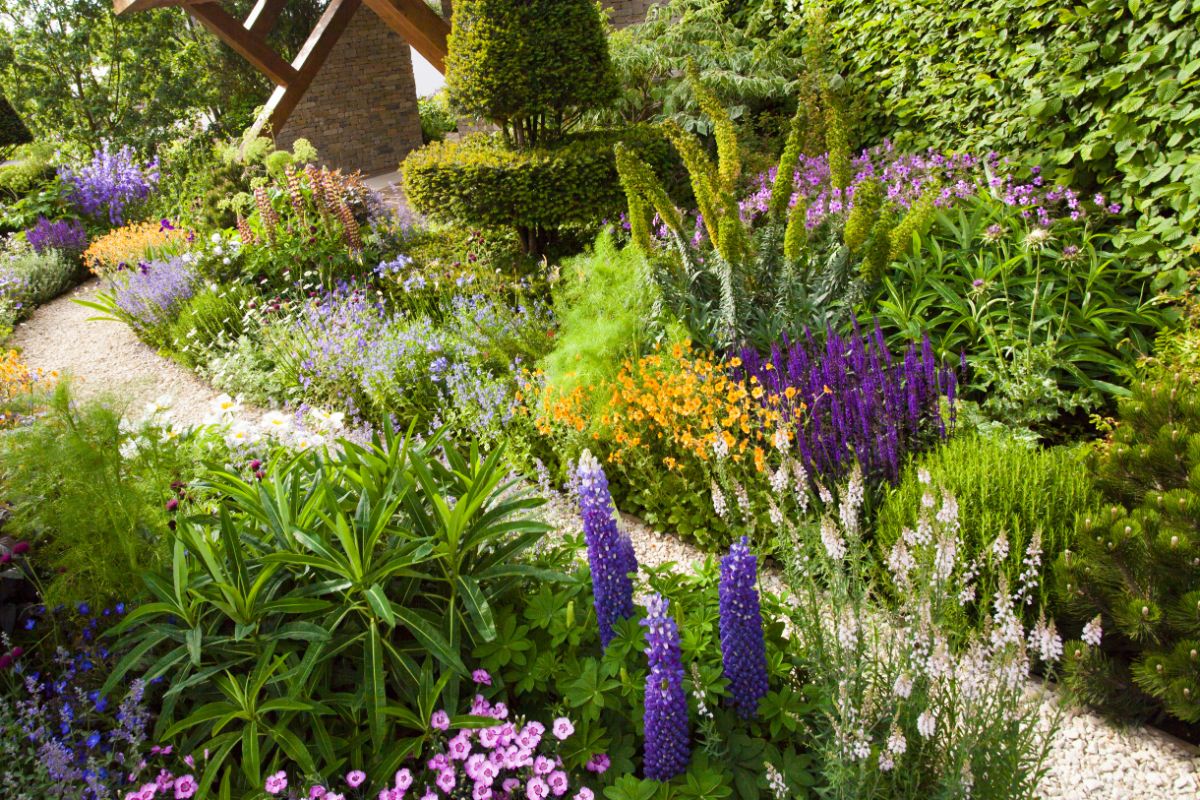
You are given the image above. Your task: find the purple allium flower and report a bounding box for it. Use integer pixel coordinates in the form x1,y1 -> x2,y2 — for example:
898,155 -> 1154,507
576,450 -> 637,649
25,216 -> 88,257
718,537 -> 770,718
59,141 -> 159,226
640,594 -> 690,781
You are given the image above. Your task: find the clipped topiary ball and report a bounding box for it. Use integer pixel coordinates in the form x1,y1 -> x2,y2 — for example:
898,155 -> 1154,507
446,0 -> 618,134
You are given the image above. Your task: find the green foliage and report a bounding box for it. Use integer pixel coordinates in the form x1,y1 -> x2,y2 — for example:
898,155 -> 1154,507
1054,375 -> 1200,727
0,385 -> 208,607
403,127 -> 671,248
445,0 -> 617,144
599,0 -> 804,135
540,231 -> 665,419
756,0 -> 1200,271
877,432 -> 1098,613
106,432 -> 553,795
165,284 -> 252,369
418,90 -> 458,143
870,194 -> 1173,435
0,92 -> 30,152
0,245 -> 79,328
0,142 -> 57,202
474,538 -> 817,795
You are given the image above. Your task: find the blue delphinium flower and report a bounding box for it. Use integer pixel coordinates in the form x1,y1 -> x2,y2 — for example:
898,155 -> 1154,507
719,536 -> 770,718
641,594 -> 690,781
576,450 -> 637,649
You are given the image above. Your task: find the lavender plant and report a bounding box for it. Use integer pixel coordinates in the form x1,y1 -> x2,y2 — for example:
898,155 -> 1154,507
59,143 -> 159,227
781,466 -> 1058,799
576,450 -> 637,650
641,593 -> 690,781
718,536 -> 769,719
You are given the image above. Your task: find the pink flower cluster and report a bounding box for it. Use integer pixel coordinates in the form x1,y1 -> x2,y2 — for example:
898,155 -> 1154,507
121,768 -> 198,800
266,673 -> 608,800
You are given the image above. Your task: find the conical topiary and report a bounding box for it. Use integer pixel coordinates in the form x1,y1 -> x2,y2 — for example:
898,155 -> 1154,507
0,94 -> 32,152
1054,375 -> 1200,726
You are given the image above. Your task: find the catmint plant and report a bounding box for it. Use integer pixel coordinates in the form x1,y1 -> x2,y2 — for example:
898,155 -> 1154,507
109,256 -> 198,338
25,217 -> 88,258
641,594 -> 690,781
718,536 -> 769,718
576,450 -> 637,649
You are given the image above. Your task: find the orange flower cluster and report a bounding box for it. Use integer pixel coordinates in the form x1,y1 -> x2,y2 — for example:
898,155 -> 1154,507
83,221 -> 188,276
538,342 -> 800,472
0,349 -> 54,428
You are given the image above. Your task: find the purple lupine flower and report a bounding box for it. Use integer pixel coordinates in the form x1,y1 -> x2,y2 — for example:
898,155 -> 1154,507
576,451 -> 637,649
718,537 -> 769,719
59,141 -> 159,226
111,255 -> 197,334
641,594 -> 689,781
24,217 -> 88,257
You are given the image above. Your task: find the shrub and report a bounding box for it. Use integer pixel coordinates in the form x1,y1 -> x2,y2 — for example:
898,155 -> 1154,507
0,93 -> 31,154
106,432 -> 552,794
877,433 -> 1098,612
82,219 -> 189,277
1053,375 -> 1200,727
445,0 -> 617,142
0,142 -> 56,202
870,194 -> 1171,435
403,127 -> 671,249
0,240 -> 78,327
418,90 -> 458,143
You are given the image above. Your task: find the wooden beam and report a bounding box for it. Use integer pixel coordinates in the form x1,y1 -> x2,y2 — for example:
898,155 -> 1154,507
187,2 -> 298,87
244,0 -> 362,143
244,0 -> 288,37
113,0 -> 208,16
360,0 -> 449,73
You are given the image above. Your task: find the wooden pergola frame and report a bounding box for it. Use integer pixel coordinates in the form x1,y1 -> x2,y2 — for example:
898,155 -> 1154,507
114,0 -> 449,140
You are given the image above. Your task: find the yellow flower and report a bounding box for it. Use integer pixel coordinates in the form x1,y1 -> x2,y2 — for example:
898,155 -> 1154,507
83,221 -> 189,277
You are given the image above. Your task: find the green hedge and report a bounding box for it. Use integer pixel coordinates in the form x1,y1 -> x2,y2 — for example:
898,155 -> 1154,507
821,0 -> 1200,270
402,126 -> 671,230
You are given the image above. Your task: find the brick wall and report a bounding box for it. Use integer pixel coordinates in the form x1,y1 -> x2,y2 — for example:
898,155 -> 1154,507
604,0 -> 658,27
276,4 -> 423,176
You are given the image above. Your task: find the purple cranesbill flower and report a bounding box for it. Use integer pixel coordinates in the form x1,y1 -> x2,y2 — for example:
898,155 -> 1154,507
641,594 -> 689,781
576,450 -> 637,649
718,537 -> 769,718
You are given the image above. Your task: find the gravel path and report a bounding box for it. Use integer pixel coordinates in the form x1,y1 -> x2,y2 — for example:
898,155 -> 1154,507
7,282 -> 1200,799
7,280 -> 236,426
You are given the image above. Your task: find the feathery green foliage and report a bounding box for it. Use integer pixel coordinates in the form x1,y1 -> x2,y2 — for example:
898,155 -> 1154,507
878,432 -> 1098,613
540,231 -> 665,420
1054,375 -> 1200,727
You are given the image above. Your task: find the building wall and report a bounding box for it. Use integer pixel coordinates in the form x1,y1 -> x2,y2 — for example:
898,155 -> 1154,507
276,4 -> 423,175
604,0 -> 658,27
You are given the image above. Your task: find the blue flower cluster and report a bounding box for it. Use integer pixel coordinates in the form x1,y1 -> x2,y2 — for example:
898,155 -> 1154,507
59,142 -> 159,227
575,450 -> 637,650
640,594 -> 690,781
718,536 -> 770,718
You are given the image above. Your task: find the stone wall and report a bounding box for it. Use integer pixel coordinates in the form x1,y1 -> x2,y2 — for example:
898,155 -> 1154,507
275,4 -> 423,176
604,0 -> 658,27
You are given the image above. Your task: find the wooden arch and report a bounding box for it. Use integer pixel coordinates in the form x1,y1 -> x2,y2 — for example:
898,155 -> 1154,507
113,0 -> 449,140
